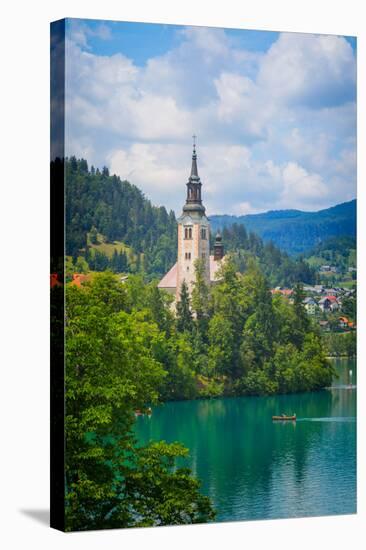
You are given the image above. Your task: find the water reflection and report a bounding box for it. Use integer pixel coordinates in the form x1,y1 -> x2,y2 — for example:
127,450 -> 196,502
135,358 -> 356,521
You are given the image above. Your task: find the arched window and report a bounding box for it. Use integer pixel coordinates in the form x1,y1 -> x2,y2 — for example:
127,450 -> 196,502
184,226 -> 193,240
201,228 -> 207,240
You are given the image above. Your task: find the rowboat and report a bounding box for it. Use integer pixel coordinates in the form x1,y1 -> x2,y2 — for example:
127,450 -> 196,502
135,407 -> 152,417
272,414 -> 296,421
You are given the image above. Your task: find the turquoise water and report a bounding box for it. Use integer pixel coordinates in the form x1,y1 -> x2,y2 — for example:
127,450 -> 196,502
135,358 -> 356,522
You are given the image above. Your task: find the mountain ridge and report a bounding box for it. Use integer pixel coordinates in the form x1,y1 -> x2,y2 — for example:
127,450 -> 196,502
210,199 -> 356,255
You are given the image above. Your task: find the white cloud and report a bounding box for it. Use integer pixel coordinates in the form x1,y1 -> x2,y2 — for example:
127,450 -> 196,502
67,20 -> 113,49
280,162 -> 328,209
231,202 -> 262,215
65,23 -> 356,215
258,33 -> 356,108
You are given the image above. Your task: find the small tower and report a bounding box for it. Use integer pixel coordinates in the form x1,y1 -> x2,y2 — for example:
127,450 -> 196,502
176,137 -> 210,299
214,231 -> 224,261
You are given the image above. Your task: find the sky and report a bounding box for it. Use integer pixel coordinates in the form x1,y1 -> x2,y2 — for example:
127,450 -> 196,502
64,18 -> 357,216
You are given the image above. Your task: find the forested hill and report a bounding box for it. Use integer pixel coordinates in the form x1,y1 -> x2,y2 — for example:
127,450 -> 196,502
65,157 -> 177,276
64,157 -> 316,285
210,200 -> 356,255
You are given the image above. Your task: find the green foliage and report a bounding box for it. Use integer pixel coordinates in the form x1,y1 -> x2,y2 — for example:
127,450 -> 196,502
322,331 -> 356,357
191,259 -> 210,332
89,225 -> 98,244
65,157 -> 177,278
208,314 -> 236,377
341,291 -> 357,322
176,281 -> 193,334
223,225 -> 317,286
65,273 -> 214,531
124,441 -> 215,526
305,235 -> 356,271
207,257 -> 334,395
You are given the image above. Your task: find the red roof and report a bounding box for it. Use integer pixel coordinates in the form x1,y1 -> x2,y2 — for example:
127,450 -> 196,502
70,273 -> 89,288
325,295 -> 338,302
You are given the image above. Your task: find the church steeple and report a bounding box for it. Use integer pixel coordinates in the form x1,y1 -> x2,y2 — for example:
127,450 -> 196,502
176,136 -> 210,299
183,135 -> 205,214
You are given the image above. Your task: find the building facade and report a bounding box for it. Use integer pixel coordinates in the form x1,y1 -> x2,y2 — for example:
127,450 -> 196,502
158,142 -> 224,299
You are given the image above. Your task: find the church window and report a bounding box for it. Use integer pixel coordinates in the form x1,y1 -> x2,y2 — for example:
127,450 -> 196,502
202,253 -> 206,259
201,228 -> 207,239
185,252 -> 191,260
184,226 -> 193,240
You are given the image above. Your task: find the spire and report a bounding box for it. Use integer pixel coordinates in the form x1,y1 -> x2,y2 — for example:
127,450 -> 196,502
190,134 -> 198,178
183,135 -> 205,214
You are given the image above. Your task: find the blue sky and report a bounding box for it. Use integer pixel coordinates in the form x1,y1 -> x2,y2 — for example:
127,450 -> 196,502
64,18 -> 357,215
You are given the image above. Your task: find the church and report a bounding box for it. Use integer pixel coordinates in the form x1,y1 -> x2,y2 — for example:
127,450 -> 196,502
158,140 -> 225,300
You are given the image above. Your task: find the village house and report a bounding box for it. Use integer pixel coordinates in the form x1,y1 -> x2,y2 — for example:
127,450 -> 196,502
325,288 -> 338,297
318,295 -> 339,312
270,288 -> 293,298
320,265 -> 338,273
338,316 -> 355,330
69,273 -> 90,287
303,297 -> 317,315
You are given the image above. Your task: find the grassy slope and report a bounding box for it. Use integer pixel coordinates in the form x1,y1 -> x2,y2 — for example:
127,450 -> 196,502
87,232 -> 134,259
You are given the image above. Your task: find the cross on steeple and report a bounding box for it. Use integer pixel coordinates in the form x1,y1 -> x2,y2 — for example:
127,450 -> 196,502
192,134 -> 197,152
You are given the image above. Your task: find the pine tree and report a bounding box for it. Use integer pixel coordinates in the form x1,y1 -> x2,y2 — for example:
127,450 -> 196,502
191,259 -> 210,336
90,226 -> 98,245
176,281 -> 193,333
111,249 -> 119,272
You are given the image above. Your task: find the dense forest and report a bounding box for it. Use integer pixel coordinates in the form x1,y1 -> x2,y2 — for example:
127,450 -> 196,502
65,157 -> 316,286
221,223 -> 316,286
63,260 -> 334,529
210,199 -> 356,255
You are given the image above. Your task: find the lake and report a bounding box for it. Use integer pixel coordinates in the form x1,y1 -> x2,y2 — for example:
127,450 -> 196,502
135,358 -> 356,522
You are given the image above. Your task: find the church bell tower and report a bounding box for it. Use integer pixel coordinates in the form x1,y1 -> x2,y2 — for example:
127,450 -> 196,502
176,137 -> 210,299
